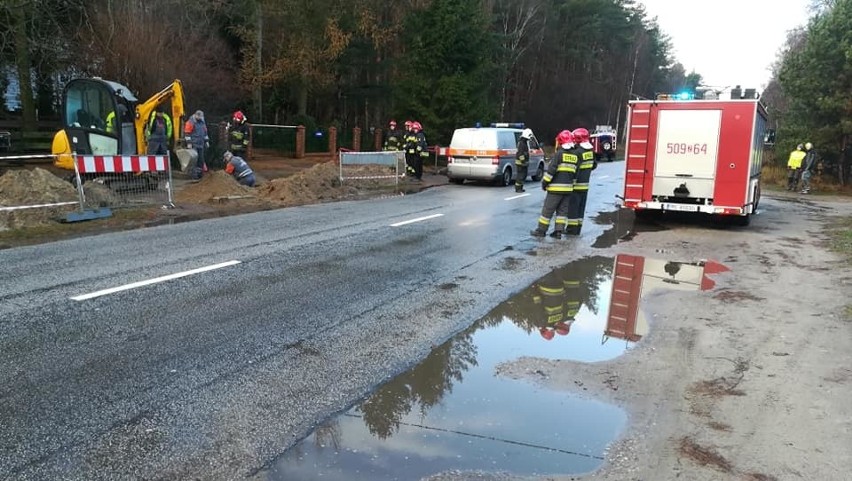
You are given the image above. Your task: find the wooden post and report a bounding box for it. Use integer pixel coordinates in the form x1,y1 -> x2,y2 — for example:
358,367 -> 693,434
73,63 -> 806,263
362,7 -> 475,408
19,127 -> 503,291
374,129 -> 383,151
353,127 -> 361,151
296,125 -> 306,159
328,126 -> 337,154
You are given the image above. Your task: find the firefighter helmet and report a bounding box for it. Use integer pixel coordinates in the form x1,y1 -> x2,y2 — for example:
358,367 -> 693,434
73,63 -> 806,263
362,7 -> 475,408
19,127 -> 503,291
389,119 -> 397,127
555,322 -> 570,336
412,121 -> 422,131
572,128 -> 590,143
797,144 -> 804,150
539,327 -> 555,340
233,111 -> 245,122
556,130 -> 574,146
521,128 -> 533,139
404,120 -> 413,128
805,142 -> 813,150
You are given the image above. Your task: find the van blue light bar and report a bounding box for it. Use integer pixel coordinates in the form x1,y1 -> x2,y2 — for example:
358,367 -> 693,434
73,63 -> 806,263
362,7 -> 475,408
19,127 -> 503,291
489,122 -> 525,128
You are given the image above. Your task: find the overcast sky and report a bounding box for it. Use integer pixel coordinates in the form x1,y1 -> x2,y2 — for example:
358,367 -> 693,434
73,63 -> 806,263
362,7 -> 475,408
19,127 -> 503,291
639,0 -> 812,91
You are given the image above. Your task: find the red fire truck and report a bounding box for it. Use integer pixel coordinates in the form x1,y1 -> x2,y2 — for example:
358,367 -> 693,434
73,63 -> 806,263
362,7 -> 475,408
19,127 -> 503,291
621,96 -> 768,225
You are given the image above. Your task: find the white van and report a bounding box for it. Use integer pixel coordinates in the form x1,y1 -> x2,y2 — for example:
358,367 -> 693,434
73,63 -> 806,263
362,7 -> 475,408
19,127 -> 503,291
446,125 -> 545,186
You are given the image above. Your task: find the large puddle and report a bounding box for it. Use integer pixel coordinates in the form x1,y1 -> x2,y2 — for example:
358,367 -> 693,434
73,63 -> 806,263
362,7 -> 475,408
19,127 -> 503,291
262,255 -> 728,480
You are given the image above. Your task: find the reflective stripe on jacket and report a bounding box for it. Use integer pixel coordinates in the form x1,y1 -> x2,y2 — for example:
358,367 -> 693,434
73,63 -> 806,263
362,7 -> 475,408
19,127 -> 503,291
543,146 -> 578,193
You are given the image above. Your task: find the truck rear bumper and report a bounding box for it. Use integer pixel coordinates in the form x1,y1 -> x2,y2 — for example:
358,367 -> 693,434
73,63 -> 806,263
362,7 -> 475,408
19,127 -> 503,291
626,200 -> 752,216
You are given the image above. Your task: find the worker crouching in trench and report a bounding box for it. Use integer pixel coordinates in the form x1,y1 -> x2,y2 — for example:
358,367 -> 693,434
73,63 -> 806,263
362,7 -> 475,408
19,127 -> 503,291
223,151 -> 256,187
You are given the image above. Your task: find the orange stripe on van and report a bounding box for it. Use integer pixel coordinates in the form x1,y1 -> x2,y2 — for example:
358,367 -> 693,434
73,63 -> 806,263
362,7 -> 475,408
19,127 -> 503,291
447,148 -> 545,156
447,148 -> 508,156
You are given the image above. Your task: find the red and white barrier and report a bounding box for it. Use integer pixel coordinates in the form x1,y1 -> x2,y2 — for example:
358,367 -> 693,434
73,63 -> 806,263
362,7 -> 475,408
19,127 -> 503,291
74,155 -> 168,174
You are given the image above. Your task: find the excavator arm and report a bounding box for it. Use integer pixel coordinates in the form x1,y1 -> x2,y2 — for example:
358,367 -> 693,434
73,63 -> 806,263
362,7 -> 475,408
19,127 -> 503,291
135,79 -> 186,154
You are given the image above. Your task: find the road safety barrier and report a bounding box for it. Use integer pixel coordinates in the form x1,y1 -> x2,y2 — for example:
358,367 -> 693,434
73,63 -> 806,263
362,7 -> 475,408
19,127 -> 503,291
338,151 -> 405,187
70,153 -> 175,213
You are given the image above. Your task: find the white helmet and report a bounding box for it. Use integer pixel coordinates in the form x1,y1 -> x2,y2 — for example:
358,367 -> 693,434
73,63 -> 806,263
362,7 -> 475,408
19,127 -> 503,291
521,128 -> 533,139
805,142 -> 813,150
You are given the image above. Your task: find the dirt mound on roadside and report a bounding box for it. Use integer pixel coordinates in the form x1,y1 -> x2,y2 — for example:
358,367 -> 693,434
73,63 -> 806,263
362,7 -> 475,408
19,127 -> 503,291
0,168 -> 80,231
0,168 -> 78,206
174,171 -> 256,203
257,161 -> 399,207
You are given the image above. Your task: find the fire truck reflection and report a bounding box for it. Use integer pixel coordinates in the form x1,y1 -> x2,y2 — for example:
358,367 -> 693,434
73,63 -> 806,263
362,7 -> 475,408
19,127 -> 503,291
533,272 -> 583,341
605,254 -> 729,345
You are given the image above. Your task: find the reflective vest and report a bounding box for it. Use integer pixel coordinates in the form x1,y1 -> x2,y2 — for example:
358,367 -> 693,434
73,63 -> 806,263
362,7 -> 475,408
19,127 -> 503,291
146,112 -> 173,139
787,149 -> 805,169
542,146 -> 578,193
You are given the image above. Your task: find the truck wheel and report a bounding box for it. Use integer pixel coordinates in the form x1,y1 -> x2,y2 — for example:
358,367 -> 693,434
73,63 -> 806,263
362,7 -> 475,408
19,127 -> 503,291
497,167 -> 512,187
531,163 -> 544,182
450,178 -> 465,185
732,214 -> 751,226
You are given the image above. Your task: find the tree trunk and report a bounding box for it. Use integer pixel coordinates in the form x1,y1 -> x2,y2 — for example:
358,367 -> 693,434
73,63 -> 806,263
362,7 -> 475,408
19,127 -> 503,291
253,1 -> 263,122
12,2 -> 37,130
297,81 -> 308,116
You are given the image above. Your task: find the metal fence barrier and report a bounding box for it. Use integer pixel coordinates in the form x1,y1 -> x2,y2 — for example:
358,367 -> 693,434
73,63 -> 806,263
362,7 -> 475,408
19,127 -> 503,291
338,151 -> 405,188
72,154 -> 174,211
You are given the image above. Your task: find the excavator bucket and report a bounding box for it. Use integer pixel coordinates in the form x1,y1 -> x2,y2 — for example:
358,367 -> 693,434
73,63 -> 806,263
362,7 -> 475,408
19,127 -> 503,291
174,147 -> 197,173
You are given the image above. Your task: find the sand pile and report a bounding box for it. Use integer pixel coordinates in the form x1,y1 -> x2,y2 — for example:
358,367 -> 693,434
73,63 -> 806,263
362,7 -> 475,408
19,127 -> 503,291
257,161 -> 399,207
174,171 -> 256,203
0,168 -> 81,230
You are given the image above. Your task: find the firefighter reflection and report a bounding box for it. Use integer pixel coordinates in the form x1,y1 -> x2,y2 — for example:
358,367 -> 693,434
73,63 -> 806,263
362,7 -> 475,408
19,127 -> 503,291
532,271 -> 582,340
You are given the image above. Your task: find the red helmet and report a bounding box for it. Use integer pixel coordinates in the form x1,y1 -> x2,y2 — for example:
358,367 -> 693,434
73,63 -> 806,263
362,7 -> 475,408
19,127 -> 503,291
554,322 -> 570,336
556,129 -> 574,146
389,119 -> 397,127
572,128 -> 590,143
233,111 -> 245,122
404,120 -> 413,128
412,121 -> 422,131
539,327 -> 555,341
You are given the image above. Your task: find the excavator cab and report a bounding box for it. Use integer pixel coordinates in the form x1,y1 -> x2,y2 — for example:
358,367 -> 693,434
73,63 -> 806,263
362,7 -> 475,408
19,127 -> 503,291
52,78 -> 138,169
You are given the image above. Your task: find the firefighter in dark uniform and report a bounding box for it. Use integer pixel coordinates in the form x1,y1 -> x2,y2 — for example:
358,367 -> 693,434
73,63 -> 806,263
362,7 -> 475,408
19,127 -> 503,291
383,120 -> 404,151
411,121 -> 428,182
515,128 -> 534,193
228,111 -> 251,158
531,130 -> 577,239
566,128 -> 596,235
403,120 -> 417,178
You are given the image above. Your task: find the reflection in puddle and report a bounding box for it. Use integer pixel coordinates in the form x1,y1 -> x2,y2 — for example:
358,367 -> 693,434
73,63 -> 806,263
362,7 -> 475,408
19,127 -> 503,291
264,255 -> 728,481
591,209 -> 667,248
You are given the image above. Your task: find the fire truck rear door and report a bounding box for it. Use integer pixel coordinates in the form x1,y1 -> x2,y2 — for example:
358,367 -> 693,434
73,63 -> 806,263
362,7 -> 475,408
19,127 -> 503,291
652,109 -> 722,200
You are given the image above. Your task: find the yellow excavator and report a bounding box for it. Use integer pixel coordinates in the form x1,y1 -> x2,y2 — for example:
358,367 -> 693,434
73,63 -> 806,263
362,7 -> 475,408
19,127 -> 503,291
51,78 -> 187,171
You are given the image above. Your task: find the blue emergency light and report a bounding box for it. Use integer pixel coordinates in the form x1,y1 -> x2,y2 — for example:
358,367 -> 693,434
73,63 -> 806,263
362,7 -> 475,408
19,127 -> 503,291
489,122 -> 525,128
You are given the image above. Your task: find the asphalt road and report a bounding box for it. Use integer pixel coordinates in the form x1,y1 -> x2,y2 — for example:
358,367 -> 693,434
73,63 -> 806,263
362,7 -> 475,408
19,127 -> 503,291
0,162 -> 625,480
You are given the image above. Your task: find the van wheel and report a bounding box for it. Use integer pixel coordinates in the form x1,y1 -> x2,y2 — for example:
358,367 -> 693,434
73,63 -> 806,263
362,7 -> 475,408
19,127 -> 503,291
497,168 -> 512,187
450,178 -> 464,185
531,163 -> 544,182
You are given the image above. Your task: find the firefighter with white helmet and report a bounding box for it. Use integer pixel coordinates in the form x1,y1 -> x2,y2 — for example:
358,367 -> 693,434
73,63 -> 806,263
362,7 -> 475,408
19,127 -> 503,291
800,142 -> 817,194
514,128 -> 534,193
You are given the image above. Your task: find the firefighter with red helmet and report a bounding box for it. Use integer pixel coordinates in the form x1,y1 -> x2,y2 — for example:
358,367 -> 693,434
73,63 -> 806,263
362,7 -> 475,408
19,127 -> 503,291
531,129 -> 577,238
532,272 -> 581,340
383,120 -> 404,152
228,110 -> 251,158
410,121 -> 427,182
402,120 -> 417,178
566,128 -> 596,235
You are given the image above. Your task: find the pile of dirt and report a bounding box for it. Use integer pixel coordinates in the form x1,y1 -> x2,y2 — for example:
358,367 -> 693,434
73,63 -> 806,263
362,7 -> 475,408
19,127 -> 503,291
174,171 -> 257,203
0,168 -> 80,230
0,168 -> 78,206
257,161 -> 398,207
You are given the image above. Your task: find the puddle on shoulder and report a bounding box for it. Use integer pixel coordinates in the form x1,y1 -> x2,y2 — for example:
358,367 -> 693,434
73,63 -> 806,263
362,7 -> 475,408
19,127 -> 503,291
261,255 -> 728,481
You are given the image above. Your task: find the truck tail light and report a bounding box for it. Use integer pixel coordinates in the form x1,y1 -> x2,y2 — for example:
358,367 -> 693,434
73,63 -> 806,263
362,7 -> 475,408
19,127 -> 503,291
448,156 -> 454,164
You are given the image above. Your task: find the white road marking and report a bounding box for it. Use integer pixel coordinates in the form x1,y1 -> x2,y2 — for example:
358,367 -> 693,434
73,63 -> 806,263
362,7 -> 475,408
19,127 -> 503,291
598,175 -> 610,179
390,213 -> 444,227
504,193 -> 531,200
70,260 -> 242,301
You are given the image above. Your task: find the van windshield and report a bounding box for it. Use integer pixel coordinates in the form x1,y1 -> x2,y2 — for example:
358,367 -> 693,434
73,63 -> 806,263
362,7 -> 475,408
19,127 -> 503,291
450,130 -> 498,150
